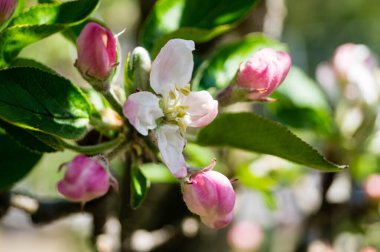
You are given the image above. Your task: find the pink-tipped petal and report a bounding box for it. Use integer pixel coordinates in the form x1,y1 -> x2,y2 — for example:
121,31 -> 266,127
123,91 -> 164,135
150,39 -> 195,96
182,91 -> 218,127
155,124 -> 187,178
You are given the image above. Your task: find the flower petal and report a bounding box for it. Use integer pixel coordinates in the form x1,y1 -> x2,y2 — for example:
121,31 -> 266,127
155,124 -> 187,178
150,39 -> 195,96
182,91 -> 218,127
123,91 -> 163,135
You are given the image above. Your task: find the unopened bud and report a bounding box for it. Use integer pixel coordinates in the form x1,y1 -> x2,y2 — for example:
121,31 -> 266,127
182,160 -> 235,229
124,47 -> 151,94
76,22 -> 117,90
0,0 -> 17,25
236,48 -> 291,100
217,48 -> 291,105
57,155 -> 118,203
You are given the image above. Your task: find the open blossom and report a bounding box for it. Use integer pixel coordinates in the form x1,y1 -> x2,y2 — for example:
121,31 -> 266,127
76,22 -> 117,86
57,155 -> 118,203
182,160 -> 235,229
236,48 -> 291,100
0,0 -> 17,24
332,43 -> 379,105
124,39 -> 218,178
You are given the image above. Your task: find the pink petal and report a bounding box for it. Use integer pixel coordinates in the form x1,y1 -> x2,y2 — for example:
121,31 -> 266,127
123,91 -> 164,135
182,91 -> 218,127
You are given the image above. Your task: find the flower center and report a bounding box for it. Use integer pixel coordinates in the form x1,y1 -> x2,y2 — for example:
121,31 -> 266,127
160,84 -> 191,134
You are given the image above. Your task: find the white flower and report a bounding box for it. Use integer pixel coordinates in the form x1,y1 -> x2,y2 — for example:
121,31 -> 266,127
123,39 -> 218,178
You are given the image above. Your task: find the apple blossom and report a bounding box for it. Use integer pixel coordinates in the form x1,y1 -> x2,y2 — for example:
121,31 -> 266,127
76,22 -> 117,88
182,160 -> 235,229
123,39 -> 218,178
57,155 -> 118,204
332,43 -> 379,105
0,0 -> 17,24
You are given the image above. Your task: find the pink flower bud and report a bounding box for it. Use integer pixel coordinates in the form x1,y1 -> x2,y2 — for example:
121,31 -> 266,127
57,155 -> 118,203
236,48 -> 291,100
76,22 -> 117,86
364,174 -> 380,200
182,160 -> 235,229
0,0 -> 17,24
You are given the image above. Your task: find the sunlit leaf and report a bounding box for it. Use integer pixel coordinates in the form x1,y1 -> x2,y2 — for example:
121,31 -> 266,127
197,113 -> 347,171
0,67 -> 91,139
140,0 -> 259,55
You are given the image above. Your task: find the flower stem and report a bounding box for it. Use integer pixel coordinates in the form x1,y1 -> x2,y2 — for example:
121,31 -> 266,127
102,89 -> 125,118
61,135 -> 125,155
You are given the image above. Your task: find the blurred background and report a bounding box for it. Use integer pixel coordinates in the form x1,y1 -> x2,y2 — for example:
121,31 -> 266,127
2,0 -> 380,251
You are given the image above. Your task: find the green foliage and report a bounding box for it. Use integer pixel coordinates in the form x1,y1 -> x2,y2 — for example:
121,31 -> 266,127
0,132 -> 41,190
0,67 -> 91,139
0,119 -> 62,153
140,0 -> 259,55
197,112 -> 347,171
130,164 -> 150,209
267,67 -> 333,133
0,0 -> 99,66
140,163 -> 177,183
192,34 -> 286,92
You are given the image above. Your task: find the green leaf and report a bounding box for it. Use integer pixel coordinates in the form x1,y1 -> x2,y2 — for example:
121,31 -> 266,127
11,57 -> 56,73
130,165 -> 150,209
197,112 -> 347,171
192,33 -> 287,92
266,67 -> 333,133
140,0 -> 259,54
0,67 -> 91,139
0,0 -> 99,66
0,119 -> 63,153
0,132 -> 41,190
140,163 -> 177,183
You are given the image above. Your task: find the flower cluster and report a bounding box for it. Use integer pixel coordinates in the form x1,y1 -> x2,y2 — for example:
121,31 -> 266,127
57,23 -> 292,229
123,39 -> 218,178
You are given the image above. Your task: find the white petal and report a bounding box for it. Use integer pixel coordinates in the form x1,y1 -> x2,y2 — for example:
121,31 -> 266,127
150,39 -> 195,96
123,92 -> 163,135
155,124 -> 187,178
182,91 -> 218,127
